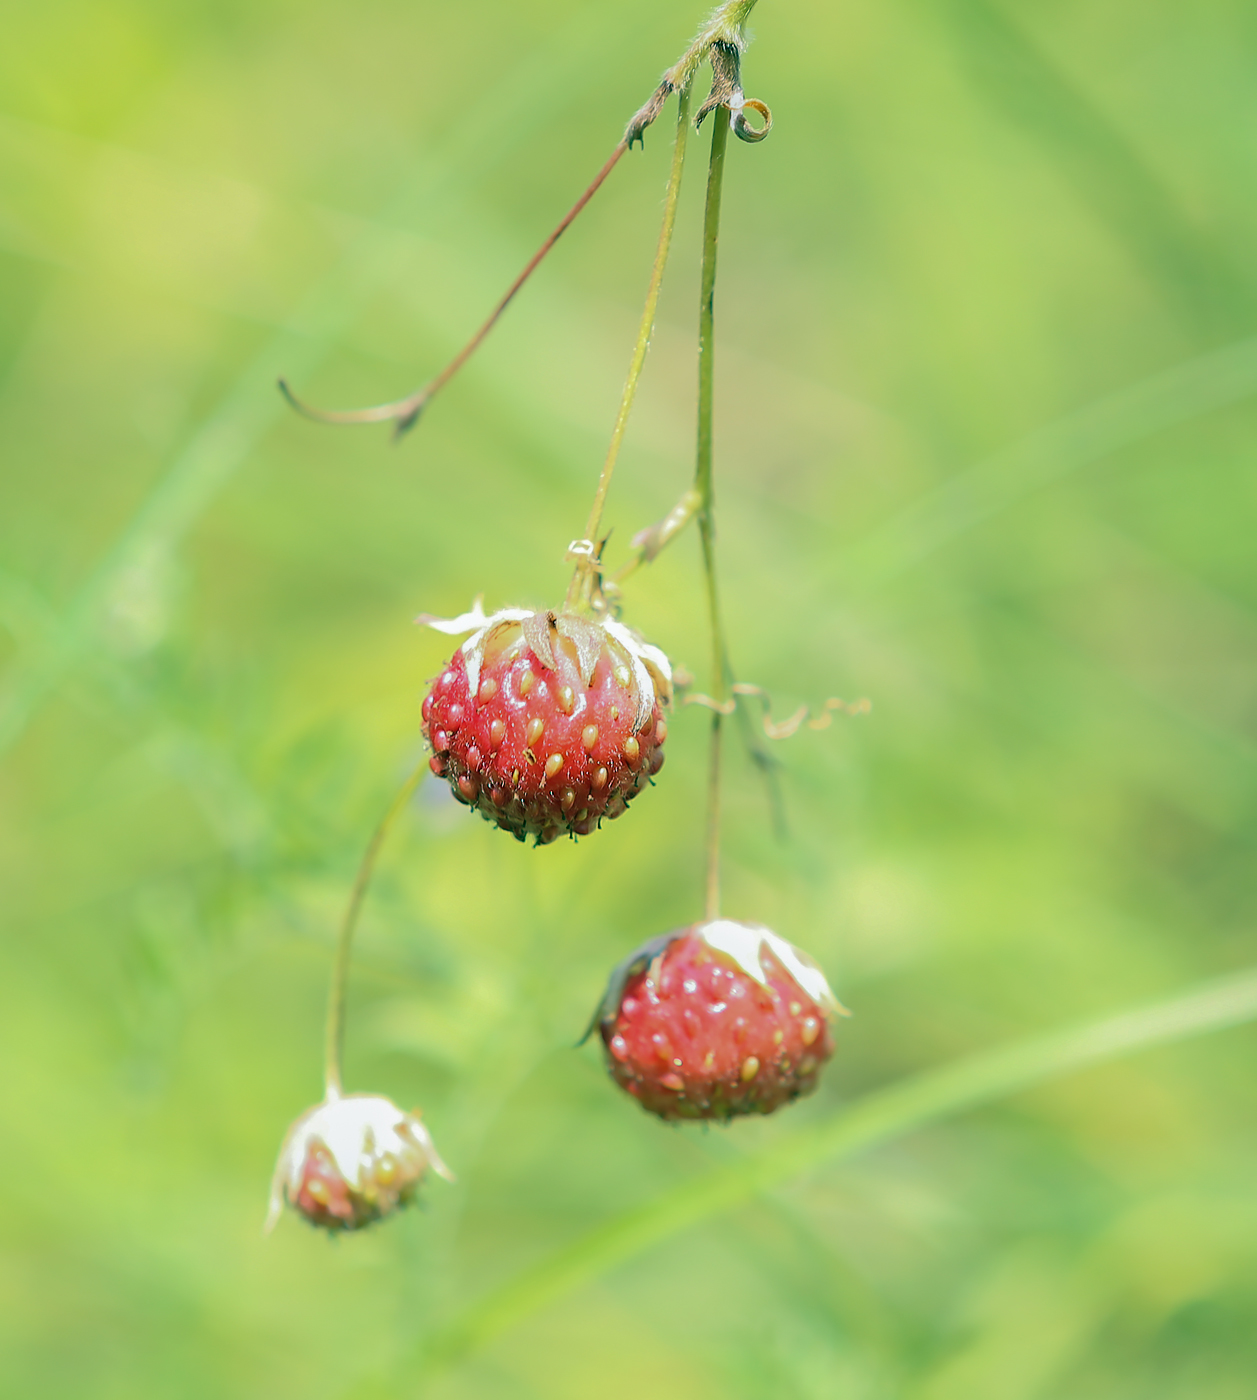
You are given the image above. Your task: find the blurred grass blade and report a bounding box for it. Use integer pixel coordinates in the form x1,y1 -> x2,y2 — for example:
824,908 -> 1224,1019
935,0 -> 1251,332
414,964 -> 1257,1379
847,334 -> 1257,586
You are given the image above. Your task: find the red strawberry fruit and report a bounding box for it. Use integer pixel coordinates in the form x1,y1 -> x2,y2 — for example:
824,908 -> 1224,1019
419,601 -> 671,844
590,920 -> 843,1121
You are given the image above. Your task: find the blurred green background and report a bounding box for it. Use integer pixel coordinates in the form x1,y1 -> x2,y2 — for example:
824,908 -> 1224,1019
3,0 -> 1257,1395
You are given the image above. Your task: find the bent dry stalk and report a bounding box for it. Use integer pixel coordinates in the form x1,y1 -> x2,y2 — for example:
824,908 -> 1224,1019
279,0 -> 765,440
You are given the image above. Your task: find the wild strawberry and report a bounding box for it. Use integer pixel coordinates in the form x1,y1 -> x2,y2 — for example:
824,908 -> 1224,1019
590,920 -> 843,1121
418,599 -> 671,844
266,1093 -> 452,1233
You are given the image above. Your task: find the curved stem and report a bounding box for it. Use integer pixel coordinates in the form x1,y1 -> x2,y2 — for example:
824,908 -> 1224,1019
567,88 -> 693,606
696,112 -> 731,919
411,963 -> 1257,1376
324,758 -> 428,1097
281,142 -> 629,440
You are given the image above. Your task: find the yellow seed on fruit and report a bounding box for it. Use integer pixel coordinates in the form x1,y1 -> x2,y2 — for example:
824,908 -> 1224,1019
609,705 -> 620,721
741,1056 -> 760,1082
545,752 -> 564,778
581,724 -> 598,750
561,787 -> 576,812
623,736 -> 640,762
374,1152 -> 398,1185
575,808 -> 589,822
490,719 -> 506,748
789,1002 -> 802,1017
773,1029 -> 784,1046
799,1056 -> 817,1075
655,718 -> 667,743
526,716 -> 545,746
305,1178 -> 330,1205
558,685 -> 575,714
478,677 -> 498,702
614,664 -> 631,687
801,1016 -> 820,1047
518,668 -> 534,697
703,1051 -> 715,1070
592,766 -> 608,790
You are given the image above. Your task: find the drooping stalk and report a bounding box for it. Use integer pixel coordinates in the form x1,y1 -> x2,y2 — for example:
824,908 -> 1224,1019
278,3 -> 764,445
324,758 -> 428,1097
696,111 -> 731,920
567,88 -> 693,607
281,142 -> 629,439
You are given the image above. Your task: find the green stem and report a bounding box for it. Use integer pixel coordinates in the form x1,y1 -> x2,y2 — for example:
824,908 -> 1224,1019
412,963 -> 1257,1376
324,758 -> 428,1098
568,89 -> 692,606
696,112 -> 730,919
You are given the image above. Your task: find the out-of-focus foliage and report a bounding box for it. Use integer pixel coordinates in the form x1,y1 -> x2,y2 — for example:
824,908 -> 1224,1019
3,0 -> 1257,1395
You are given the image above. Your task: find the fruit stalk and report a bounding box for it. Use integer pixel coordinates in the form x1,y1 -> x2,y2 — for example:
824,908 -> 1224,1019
324,757 -> 427,1097
696,111 -> 731,921
568,87 -> 693,604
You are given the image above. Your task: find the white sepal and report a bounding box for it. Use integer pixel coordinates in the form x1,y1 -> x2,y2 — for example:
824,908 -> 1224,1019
602,616 -> 670,732
697,919 -> 843,1016
460,609 -> 534,698
265,1092 -> 452,1233
417,600 -> 671,724
414,596 -> 489,634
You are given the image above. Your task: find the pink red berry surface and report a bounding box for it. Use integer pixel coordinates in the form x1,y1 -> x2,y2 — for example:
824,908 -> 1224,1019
422,614 -> 668,844
267,1095 -> 452,1234
291,1142 -> 396,1230
596,923 -> 838,1121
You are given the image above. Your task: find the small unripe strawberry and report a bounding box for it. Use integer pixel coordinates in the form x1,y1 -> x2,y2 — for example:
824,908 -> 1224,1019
266,1093 -> 452,1233
590,920 -> 843,1121
419,601 -> 671,845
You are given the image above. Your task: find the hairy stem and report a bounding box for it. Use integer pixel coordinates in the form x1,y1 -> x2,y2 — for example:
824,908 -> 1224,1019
324,759 -> 428,1097
666,0 -> 762,93
567,89 -> 692,606
696,112 -> 731,919
411,963 -> 1257,1376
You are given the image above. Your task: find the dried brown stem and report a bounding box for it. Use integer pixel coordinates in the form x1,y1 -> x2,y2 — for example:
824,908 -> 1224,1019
280,141 -> 629,439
